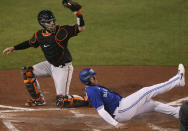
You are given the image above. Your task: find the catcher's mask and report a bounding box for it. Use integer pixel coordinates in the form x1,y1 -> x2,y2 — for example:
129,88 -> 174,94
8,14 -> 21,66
79,68 -> 96,85
38,10 -> 56,33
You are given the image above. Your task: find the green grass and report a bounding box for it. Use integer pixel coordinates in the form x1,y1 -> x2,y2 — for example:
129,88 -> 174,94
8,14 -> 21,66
0,0 -> 188,70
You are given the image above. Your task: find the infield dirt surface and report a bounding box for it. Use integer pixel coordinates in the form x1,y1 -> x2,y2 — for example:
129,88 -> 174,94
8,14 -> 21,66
0,65 -> 187,131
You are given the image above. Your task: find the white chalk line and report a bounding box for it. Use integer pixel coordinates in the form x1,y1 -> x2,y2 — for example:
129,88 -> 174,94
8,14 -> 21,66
2,120 -> 20,131
0,106 -> 67,131
147,96 -> 188,131
69,110 -> 99,118
0,105 -> 101,131
0,96 -> 188,131
148,123 -> 178,131
0,105 -> 34,110
69,110 -> 101,131
167,96 -> 188,106
92,129 -> 101,131
0,105 -> 62,112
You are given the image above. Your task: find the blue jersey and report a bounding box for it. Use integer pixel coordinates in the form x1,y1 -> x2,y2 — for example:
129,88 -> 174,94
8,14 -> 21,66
86,85 -> 122,117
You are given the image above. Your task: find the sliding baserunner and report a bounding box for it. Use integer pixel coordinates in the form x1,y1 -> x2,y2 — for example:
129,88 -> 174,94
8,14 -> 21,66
79,64 -> 186,128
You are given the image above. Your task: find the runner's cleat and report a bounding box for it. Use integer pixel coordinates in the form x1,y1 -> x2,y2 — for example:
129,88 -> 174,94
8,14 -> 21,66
178,64 -> 185,87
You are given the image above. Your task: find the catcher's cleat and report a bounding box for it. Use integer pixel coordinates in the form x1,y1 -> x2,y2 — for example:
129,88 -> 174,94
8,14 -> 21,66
25,98 -> 46,107
178,64 -> 185,87
56,95 -> 65,107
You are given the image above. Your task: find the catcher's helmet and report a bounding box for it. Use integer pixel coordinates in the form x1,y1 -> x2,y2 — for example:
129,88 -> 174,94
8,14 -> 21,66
38,10 -> 56,30
79,68 -> 96,85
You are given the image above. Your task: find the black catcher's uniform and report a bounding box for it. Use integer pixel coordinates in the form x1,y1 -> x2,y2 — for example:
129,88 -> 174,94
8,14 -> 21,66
14,24 -> 79,67
9,5 -> 85,107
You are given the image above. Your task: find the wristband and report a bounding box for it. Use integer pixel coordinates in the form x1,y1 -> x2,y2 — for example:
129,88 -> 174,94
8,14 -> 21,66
76,14 -> 85,27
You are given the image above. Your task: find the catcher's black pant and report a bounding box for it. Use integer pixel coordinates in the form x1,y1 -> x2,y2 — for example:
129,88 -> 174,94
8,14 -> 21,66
179,102 -> 188,131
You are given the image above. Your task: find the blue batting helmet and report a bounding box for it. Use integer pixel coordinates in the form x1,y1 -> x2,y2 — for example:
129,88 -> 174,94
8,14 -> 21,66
79,68 -> 96,85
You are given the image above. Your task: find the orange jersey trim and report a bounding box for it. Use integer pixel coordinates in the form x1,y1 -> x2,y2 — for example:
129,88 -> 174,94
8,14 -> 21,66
76,10 -> 82,16
55,26 -> 68,43
29,32 -> 38,46
65,65 -> 70,96
42,30 -> 52,37
55,26 -> 68,63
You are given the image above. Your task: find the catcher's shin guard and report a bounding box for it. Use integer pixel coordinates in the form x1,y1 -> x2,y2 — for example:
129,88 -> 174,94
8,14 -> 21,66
56,95 -> 89,108
21,66 -> 40,99
71,95 -> 89,107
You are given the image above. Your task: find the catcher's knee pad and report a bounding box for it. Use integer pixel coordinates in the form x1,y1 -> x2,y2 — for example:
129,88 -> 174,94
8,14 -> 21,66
21,66 -> 40,99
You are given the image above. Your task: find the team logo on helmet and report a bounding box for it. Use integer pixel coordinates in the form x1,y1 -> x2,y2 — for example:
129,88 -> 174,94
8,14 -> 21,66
89,68 -> 95,74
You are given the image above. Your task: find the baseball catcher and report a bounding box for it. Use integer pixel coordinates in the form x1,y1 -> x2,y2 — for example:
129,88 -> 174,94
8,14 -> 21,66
3,0 -> 85,107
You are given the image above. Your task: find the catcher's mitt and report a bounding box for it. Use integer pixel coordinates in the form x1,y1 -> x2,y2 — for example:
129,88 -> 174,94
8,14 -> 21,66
62,0 -> 82,12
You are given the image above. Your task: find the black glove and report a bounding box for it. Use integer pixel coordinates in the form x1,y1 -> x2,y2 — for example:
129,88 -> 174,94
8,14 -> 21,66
62,0 -> 82,12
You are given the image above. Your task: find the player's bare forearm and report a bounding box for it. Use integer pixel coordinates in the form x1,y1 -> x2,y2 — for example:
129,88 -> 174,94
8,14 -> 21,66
78,26 -> 85,32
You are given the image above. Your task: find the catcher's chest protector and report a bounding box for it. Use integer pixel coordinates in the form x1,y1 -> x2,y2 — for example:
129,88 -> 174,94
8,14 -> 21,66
36,26 -> 71,66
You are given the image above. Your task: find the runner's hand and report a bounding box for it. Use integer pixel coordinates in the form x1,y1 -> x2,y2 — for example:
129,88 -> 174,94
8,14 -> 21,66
115,123 -> 128,129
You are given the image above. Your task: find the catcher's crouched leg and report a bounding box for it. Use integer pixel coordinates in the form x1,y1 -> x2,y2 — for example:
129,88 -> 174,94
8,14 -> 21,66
179,102 -> 188,131
56,95 -> 89,108
21,66 -> 45,107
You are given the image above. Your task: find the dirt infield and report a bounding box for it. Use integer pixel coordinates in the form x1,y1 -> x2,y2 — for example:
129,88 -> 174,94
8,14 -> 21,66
0,66 -> 187,131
